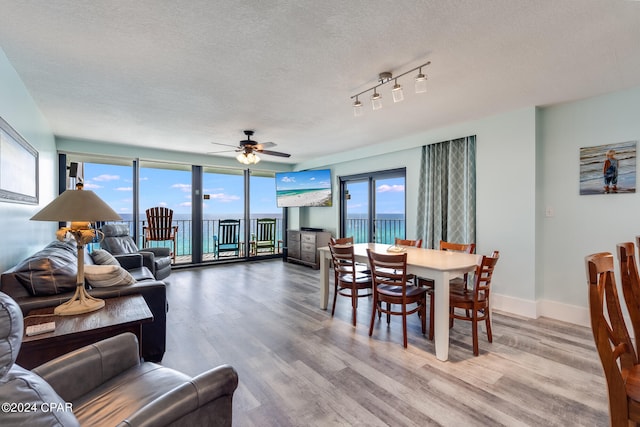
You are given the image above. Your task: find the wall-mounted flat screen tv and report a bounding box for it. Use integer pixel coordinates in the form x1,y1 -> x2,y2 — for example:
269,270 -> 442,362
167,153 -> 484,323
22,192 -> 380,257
275,169 -> 333,207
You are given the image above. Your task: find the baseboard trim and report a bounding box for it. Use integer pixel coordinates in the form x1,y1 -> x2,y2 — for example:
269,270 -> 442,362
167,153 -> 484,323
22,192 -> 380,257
491,293 -> 590,327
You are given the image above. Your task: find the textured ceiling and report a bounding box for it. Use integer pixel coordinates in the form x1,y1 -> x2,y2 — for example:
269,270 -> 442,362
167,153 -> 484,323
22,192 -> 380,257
1,0 -> 640,164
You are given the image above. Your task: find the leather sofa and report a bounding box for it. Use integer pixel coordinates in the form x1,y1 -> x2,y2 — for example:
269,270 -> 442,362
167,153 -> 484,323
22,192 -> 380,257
100,223 -> 172,280
0,240 -> 168,362
0,291 -> 238,427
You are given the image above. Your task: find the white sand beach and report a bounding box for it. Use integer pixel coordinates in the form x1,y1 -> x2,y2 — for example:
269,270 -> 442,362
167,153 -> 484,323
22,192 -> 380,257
278,189 -> 332,207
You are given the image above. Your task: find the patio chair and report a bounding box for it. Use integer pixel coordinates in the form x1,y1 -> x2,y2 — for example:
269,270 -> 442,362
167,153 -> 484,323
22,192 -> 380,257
144,207 -> 178,263
215,219 -> 241,258
254,218 -> 276,255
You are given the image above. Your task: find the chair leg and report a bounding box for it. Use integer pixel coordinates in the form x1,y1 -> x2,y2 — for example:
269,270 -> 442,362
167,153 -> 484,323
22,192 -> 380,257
386,303 -> 391,324
331,282 -> 338,317
428,293 -> 434,340
351,287 -> 357,327
402,307 -> 408,348
420,297 -> 427,335
472,315 -> 479,356
369,294 -> 378,337
485,309 -> 493,343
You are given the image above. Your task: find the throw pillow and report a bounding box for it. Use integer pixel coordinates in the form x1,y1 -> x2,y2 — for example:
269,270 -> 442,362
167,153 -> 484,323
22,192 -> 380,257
14,241 -> 78,296
90,249 -> 119,266
84,265 -> 135,288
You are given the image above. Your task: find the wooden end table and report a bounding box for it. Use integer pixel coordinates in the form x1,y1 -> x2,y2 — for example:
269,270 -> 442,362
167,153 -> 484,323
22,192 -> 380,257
18,294 -> 153,369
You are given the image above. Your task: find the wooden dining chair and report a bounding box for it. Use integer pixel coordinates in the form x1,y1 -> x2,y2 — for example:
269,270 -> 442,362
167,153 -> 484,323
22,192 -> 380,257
417,240 -> 476,289
442,251 -> 499,355
586,252 -> 640,426
617,242 -> 640,357
144,207 -> 178,262
330,236 -> 369,274
394,238 -> 422,248
367,249 -> 427,348
328,242 -> 373,326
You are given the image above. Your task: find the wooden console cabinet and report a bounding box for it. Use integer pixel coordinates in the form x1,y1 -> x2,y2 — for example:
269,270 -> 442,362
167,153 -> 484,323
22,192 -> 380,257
286,229 -> 331,269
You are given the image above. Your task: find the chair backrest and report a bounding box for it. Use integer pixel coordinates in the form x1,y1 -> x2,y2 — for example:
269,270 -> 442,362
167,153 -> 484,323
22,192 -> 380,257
471,251 -> 499,304
329,242 -> 357,279
218,219 -> 240,246
256,218 -> 276,243
586,252 -> 637,426
617,242 -> 640,357
367,249 -> 408,293
100,223 -> 139,255
394,238 -> 422,248
145,207 -> 176,241
440,240 -> 475,254
330,236 -> 354,245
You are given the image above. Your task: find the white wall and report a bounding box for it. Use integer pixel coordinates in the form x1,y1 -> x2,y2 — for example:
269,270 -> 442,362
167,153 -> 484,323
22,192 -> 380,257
0,49 -> 57,272
538,86 -> 640,326
296,107 -> 539,319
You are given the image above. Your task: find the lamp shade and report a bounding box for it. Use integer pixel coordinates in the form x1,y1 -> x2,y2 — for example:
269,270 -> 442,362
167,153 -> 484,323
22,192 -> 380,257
31,189 -> 122,222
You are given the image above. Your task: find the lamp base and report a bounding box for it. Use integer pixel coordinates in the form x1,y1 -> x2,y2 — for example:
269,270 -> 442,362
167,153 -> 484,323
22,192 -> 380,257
54,284 -> 105,316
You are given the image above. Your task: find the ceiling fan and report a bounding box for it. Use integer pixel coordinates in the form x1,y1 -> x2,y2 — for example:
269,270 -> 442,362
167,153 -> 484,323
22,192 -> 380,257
209,130 -> 291,161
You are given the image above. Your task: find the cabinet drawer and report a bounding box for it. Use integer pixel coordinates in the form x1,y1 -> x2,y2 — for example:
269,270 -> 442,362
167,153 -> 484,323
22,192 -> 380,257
301,233 -> 316,244
301,251 -> 316,263
287,231 -> 300,242
301,243 -> 316,253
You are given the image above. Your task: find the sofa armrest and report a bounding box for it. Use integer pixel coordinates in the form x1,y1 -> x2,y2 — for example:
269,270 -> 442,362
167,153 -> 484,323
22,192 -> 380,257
117,365 -> 238,427
115,253 -> 144,270
141,247 -> 171,257
33,333 -> 141,402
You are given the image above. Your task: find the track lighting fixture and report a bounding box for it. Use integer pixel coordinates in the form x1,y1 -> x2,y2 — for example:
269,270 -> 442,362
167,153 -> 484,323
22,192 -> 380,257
350,61 -> 430,115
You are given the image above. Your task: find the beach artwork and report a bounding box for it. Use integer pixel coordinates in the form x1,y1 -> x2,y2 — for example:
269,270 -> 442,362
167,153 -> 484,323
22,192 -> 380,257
275,169 -> 333,207
579,141 -> 636,195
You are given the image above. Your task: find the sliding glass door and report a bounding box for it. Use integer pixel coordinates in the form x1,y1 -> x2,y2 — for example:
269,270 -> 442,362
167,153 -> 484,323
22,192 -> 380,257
340,168 -> 406,244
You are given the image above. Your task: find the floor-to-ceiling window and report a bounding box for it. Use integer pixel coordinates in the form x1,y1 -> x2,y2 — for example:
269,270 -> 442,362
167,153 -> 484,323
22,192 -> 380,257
202,167 -> 245,260
249,170 -> 282,256
340,168 -> 406,244
139,161 -> 192,264
64,155 -> 284,266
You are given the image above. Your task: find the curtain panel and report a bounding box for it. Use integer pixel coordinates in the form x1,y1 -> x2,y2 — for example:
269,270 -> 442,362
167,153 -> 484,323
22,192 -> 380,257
417,136 -> 476,249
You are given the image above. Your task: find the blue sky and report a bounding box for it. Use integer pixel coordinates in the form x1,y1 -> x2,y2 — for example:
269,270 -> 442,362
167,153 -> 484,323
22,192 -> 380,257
83,163 -> 278,216
83,163 -> 405,217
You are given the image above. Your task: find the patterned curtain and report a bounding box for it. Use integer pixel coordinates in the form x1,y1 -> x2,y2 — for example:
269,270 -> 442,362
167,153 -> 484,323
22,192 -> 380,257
416,136 -> 476,249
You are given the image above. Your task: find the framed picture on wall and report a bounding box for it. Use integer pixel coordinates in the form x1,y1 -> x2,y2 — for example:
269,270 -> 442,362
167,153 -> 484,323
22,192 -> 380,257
579,140 -> 637,195
0,115 -> 39,204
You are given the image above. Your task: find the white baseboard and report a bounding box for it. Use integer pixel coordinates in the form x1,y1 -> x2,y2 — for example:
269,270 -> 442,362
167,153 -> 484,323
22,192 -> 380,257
491,293 -> 590,328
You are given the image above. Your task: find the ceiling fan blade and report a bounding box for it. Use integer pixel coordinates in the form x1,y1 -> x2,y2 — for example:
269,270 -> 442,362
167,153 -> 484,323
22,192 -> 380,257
207,148 -> 242,155
260,149 -> 291,158
211,141 -> 239,148
255,141 -> 276,149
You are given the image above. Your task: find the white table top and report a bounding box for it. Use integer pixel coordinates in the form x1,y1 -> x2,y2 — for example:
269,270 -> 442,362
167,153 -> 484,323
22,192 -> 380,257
320,242 -> 480,272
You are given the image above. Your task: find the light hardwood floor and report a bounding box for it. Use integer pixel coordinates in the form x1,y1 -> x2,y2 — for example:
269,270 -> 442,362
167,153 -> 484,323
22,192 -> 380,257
160,259 -> 609,426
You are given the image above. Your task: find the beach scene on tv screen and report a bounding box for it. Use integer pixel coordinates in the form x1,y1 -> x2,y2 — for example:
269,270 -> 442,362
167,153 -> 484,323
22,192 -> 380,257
276,169 -> 332,207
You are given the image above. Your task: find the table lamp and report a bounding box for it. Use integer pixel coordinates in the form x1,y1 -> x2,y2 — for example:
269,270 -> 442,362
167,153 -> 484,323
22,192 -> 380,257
31,184 -> 122,315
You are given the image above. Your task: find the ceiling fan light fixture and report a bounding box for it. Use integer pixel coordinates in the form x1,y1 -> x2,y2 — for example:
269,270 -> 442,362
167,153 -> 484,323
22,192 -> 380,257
237,151 -> 260,165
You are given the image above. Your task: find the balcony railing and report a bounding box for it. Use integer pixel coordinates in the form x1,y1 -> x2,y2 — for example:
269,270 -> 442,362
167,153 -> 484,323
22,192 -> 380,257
346,218 -> 406,245
100,216 -> 405,262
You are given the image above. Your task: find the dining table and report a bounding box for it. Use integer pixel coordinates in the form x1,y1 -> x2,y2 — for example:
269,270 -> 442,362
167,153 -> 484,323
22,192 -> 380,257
318,242 -> 481,361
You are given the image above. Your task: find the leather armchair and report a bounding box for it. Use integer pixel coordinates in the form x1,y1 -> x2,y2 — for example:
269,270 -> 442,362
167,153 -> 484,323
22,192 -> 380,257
0,291 -> 238,427
100,223 -> 172,280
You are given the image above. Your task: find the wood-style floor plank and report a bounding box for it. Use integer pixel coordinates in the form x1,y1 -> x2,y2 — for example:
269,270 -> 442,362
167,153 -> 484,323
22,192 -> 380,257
160,259 -> 609,426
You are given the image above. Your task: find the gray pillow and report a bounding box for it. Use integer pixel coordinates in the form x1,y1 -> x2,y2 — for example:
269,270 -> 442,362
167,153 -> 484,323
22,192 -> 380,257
90,249 -> 119,266
14,241 -> 77,296
84,265 -> 135,287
